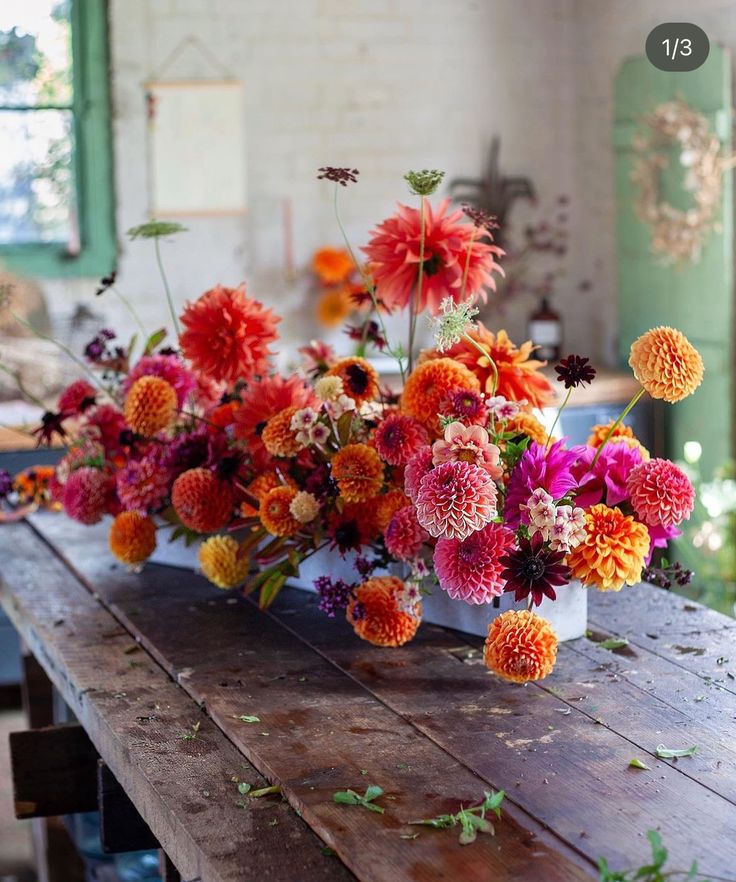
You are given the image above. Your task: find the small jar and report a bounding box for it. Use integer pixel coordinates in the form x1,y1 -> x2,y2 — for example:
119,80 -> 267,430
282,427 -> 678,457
528,296 -> 562,361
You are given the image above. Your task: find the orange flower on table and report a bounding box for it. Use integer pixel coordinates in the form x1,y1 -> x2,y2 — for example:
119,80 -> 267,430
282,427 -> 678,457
567,503 -> 650,592
259,486 -> 301,537
198,534 -> 249,589
587,421 -> 650,460
484,610 -> 558,683
347,576 -> 421,647
124,376 -> 177,436
312,247 -> 354,284
400,358 -> 481,436
13,465 -> 58,506
261,406 -> 304,458
331,443 -> 384,503
325,357 -> 379,406
179,284 -> 280,385
109,511 -> 157,566
316,285 -> 353,328
171,468 -> 234,533
425,324 -> 555,409
628,326 -> 704,403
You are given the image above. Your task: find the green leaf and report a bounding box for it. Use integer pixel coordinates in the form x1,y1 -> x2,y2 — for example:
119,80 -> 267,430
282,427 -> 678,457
258,570 -> 288,609
646,830 -> 668,868
143,327 -> 167,355
237,782 -> 251,795
598,638 -> 630,651
128,220 -> 188,239
321,847 -> 336,856
363,785 -> 384,802
655,744 -> 697,758
628,758 -> 650,770
235,715 -> 260,724
333,790 -> 361,805
333,786 -> 385,814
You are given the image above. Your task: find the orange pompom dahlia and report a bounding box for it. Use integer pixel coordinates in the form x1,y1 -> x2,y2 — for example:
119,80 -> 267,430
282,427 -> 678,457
312,246 -> 354,284
567,503 -> 650,592
259,486 -> 301,537
261,406 -> 304,458
325,357 -> 380,406
628,326 -> 704,403
347,576 -> 421,647
332,443 -> 384,503
123,376 -> 177,435
484,610 -> 558,683
502,412 -> 549,447
587,421 -> 650,459
374,488 -> 412,532
109,511 -> 157,566
401,358 -> 481,435
198,535 -> 249,589
171,468 -> 234,533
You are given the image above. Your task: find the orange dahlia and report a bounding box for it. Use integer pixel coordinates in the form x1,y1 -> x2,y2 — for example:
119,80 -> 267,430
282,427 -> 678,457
375,488 -> 412,532
347,576 -> 421,647
247,470 -> 293,503
123,376 -> 177,435
198,534 -> 249,589
316,286 -> 353,328
207,400 -> 240,433
325,357 -> 379,406
261,406 -> 303,457
484,610 -> 558,683
108,512 -> 157,566
332,443 -> 384,503
401,358 -> 481,436
501,411 -> 549,446
587,421 -> 650,459
312,247 -> 354,284
259,486 -> 301,537
427,325 -> 555,408
171,468 -> 234,533
567,503 -> 650,592
179,284 -> 280,385
628,326 -> 704,403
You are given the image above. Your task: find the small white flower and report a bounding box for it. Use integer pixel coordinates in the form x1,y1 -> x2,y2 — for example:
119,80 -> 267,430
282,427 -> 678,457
429,297 -> 479,352
309,423 -> 330,445
326,394 -> 356,420
291,407 -> 318,431
487,395 -> 527,420
314,376 -> 344,402
289,491 -> 320,524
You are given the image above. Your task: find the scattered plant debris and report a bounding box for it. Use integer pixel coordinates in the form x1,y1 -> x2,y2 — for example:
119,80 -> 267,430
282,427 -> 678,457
408,791 -> 504,845
180,721 -> 201,741
333,785 -> 385,814
629,758 -> 650,770
598,829 -> 711,881
655,744 -> 697,759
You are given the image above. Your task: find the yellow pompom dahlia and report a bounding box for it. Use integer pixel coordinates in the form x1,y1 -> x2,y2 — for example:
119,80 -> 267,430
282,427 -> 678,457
198,535 -> 249,589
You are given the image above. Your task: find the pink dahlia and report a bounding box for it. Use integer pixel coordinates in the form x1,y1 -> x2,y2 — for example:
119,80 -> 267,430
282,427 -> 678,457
439,388 -> 489,427
384,504 -> 428,560
574,442 -> 644,509
62,467 -> 110,525
362,198 -> 504,315
123,355 -> 197,408
117,447 -> 172,514
434,521 -> 514,604
646,522 -> 682,565
504,440 -> 584,529
374,413 -> 429,467
84,405 -> 128,456
627,458 -> 695,527
58,379 -> 96,415
415,460 -> 497,540
432,421 -> 502,479
404,446 -> 434,501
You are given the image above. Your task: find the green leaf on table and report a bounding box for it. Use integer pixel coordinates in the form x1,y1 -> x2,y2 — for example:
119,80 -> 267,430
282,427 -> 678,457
598,638 -> 630,651
128,220 -> 188,239
237,782 -> 251,795
234,714 -> 261,723
249,785 -> 281,798
333,786 -> 385,814
647,830 -> 668,868
408,790 -> 504,846
628,758 -> 650,770
655,744 -> 697,758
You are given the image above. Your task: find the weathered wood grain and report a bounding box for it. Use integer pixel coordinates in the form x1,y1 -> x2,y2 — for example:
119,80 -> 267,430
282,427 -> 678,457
0,521 -> 355,882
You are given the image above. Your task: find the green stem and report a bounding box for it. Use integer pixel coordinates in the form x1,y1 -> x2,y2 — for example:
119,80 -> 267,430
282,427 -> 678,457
408,196 -> 426,373
589,387 -> 645,469
154,237 -> 180,336
111,285 -> 148,340
545,387 -> 571,447
461,331 -> 499,395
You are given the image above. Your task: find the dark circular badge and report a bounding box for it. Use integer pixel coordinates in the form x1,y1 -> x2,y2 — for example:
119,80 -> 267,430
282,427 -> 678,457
646,23 -> 709,72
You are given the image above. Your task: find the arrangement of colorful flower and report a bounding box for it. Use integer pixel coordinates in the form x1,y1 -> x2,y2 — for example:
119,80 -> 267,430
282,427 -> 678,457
3,168 -> 704,684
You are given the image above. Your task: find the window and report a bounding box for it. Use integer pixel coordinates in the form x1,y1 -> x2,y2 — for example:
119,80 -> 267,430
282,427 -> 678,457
0,0 -> 115,277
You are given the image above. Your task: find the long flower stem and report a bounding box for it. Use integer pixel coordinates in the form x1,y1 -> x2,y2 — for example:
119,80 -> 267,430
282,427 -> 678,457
461,331 -> 499,395
111,285 -> 148,340
154,237 -> 180,336
545,387 -> 571,447
332,186 -> 406,380
408,196 -> 426,373
589,387 -> 645,469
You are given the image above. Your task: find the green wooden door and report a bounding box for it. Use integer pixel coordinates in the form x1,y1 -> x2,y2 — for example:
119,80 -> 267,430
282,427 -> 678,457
614,47 -> 733,476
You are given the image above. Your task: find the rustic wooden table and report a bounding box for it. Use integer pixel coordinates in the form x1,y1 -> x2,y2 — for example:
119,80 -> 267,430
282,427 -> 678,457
1,513 -> 735,882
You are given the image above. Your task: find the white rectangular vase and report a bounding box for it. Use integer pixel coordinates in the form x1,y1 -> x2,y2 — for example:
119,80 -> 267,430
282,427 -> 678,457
149,529 -> 587,642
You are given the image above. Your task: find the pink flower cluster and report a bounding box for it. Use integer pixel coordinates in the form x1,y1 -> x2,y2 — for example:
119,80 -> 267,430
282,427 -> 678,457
523,488 -> 586,553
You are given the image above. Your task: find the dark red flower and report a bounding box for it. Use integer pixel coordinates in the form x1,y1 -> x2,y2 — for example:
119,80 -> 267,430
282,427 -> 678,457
554,355 -> 596,389
317,166 -> 359,186
32,411 -> 68,447
499,533 -> 570,606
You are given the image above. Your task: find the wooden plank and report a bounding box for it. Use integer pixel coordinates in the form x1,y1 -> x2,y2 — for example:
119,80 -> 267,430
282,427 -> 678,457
0,521 -> 355,882
97,761 -> 160,854
30,816 -> 86,882
21,650 -> 54,729
29,514 -> 597,881
10,723 -> 98,818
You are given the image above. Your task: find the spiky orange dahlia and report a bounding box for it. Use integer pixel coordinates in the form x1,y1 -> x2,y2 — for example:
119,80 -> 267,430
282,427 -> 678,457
628,326 -> 704,403
347,576 -> 421,647
108,512 -> 157,566
198,535 -> 249,589
123,376 -> 177,436
171,468 -> 234,533
567,503 -> 650,592
259,486 -> 301,537
484,610 -> 558,683
261,406 -> 304,457
331,443 -> 384,503
325,357 -> 379,406
401,358 -> 481,436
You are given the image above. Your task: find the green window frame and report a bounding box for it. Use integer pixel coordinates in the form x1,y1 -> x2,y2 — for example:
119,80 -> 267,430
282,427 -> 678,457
0,0 -> 116,278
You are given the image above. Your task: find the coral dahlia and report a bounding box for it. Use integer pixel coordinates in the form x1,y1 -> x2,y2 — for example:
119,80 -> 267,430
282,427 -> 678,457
384,505 -> 428,561
179,284 -> 280,385
259,486 -> 301,537
58,379 -> 96,415
434,521 -> 514,604
331,443 -> 384,503
171,468 -> 234,533
404,446 -> 434,501
116,447 -> 171,514
347,576 -> 421,647
198,535 -> 249,589
401,358 -> 481,436
484,610 -> 558,683
415,460 -> 497,541
124,376 -> 178,436
627,458 -> 695,527
62,467 -> 110,525
432,421 -> 502,479
109,511 -> 157,566
629,326 -> 704,403
373,413 -> 429,466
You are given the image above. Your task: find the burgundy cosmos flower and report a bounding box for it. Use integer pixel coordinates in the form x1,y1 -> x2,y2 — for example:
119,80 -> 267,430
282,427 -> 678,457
499,533 -> 571,606
554,355 -> 596,389
317,167 -> 359,186
32,410 -> 68,447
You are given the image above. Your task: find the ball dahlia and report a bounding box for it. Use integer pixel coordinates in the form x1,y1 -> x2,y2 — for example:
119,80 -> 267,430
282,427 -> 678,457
62,467 -> 110,525
331,443 -> 384,503
116,448 -> 171,514
627,458 -> 695,527
171,468 -> 234,533
628,326 -> 704,403
403,446 -> 434,501
259,486 -> 301,537
198,535 -> 249,589
401,358 -> 481,436
373,413 -> 429,466
384,504 -> 428,561
325,357 -> 379,406
415,460 -> 497,541
261,406 -> 304,458
179,284 -> 280,385
347,576 -> 421,647
123,354 -> 197,408
587,421 -> 649,459
108,512 -> 157,566
434,522 -> 514,604
124,376 -> 177,436
484,610 -> 558,683
567,503 -> 651,592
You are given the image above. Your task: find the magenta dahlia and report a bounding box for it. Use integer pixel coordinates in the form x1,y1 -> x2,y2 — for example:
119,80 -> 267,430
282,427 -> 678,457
627,458 -> 695,527
117,447 -> 172,514
404,446 -> 434,501
504,440 -> 583,529
574,442 -> 644,509
434,521 -> 514,604
123,355 -> 197,408
62,467 -> 110,525
415,460 -> 497,541
384,505 -> 428,561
